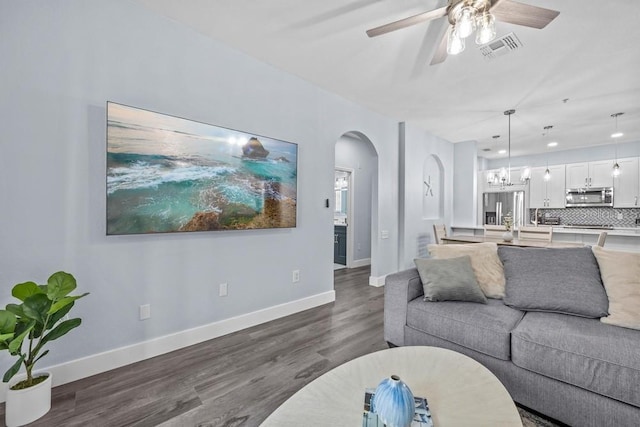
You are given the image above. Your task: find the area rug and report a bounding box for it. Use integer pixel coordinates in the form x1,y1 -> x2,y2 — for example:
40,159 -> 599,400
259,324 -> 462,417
518,405 -> 563,427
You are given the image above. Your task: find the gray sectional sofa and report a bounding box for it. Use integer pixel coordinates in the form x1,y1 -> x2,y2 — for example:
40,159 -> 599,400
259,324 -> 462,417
384,245 -> 640,427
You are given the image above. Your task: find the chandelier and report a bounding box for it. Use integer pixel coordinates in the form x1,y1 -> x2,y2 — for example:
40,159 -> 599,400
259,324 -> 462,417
447,0 -> 497,55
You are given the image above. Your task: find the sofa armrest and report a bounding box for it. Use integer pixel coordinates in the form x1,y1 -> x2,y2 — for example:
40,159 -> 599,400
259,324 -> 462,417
384,268 -> 424,346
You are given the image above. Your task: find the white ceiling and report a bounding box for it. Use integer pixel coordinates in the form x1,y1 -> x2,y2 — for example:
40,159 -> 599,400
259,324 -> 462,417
136,0 -> 640,159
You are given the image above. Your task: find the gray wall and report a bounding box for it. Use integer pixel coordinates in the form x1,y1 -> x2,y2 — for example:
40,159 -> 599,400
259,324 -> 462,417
335,135 -> 377,261
399,123 -> 454,270
0,0 -> 401,370
453,141 -> 478,227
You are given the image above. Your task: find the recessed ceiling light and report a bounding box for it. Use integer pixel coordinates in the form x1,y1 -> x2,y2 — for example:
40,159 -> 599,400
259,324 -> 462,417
547,142 -> 558,147
498,149 -> 507,154
611,132 -> 624,138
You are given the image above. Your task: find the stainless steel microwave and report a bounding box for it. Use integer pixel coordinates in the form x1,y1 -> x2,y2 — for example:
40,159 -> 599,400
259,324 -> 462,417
565,187 -> 613,207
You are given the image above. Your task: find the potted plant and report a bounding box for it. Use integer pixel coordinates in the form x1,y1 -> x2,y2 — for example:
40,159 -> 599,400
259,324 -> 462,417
0,271 -> 88,427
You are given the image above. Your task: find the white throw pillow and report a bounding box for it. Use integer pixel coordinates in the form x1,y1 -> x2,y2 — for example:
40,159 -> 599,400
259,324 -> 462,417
427,242 -> 506,298
592,246 -> 640,330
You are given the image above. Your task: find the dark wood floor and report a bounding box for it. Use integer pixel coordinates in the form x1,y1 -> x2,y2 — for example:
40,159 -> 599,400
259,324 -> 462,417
1,266 -> 387,427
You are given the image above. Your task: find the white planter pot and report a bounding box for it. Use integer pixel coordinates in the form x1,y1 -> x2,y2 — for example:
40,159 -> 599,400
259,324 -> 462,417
5,372 -> 52,427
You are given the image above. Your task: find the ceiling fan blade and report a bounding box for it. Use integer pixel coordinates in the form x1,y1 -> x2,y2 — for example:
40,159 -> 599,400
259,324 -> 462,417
491,0 -> 560,29
430,26 -> 450,65
366,6 -> 447,38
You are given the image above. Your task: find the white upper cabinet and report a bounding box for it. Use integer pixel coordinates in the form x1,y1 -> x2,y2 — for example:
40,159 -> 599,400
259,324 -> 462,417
529,165 -> 565,208
613,157 -> 640,208
566,161 -> 614,189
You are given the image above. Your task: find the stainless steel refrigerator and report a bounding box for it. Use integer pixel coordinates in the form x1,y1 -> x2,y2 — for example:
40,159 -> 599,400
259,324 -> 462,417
483,191 -> 525,227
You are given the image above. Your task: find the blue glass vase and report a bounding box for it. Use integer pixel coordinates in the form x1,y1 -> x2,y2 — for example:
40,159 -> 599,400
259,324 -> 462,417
372,375 -> 415,427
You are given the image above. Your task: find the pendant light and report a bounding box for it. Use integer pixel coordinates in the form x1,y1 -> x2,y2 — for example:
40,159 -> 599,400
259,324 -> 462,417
611,112 -> 624,177
543,125 -> 553,181
501,109 -> 516,188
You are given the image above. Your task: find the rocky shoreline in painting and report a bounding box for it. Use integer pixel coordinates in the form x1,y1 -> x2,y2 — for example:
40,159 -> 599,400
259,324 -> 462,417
180,198 -> 296,231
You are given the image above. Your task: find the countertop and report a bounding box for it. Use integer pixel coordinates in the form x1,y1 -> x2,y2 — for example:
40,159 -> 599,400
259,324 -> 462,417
451,225 -> 640,237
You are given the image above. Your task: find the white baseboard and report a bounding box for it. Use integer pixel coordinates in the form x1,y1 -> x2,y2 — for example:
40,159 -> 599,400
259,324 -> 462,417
369,275 -> 387,287
0,290 -> 335,403
350,258 -> 371,268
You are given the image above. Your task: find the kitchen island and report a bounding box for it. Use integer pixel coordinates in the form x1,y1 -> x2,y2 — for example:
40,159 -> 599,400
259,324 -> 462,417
451,225 -> 640,252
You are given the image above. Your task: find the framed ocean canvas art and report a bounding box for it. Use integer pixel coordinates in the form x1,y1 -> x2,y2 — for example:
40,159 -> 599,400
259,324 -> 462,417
106,102 -> 298,235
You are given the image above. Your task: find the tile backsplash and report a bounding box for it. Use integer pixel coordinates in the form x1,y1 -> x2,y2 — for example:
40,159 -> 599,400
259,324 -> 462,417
530,207 -> 640,227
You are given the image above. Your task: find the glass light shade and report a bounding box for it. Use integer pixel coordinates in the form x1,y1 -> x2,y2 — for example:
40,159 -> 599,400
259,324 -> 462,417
456,7 -> 476,38
447,28 -> 465,55
475,13 -> 496,45
612,162 -> 621,177
520,167 -> 531,182
544,168 -> 551,181
499,167 -> 508,181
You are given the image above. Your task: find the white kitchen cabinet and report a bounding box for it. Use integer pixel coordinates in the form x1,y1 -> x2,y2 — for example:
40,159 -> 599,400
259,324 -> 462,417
613,157 -> 640,207
565,160 -> 614,189
529,165 -> 565,208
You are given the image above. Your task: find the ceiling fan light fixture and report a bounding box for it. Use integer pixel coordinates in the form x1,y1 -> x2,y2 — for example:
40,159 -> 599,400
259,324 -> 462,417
475,12 -> 496,44
456,6 -> 476,38
447,28 -> 465,55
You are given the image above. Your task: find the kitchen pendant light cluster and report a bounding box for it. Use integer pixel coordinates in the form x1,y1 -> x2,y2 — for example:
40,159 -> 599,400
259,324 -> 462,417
447,0 -> 497,55
611,112 -> 624,177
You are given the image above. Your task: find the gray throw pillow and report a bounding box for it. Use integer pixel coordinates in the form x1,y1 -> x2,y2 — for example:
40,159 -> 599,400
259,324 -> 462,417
498,246 -> 609,318
414,256 -> 487,303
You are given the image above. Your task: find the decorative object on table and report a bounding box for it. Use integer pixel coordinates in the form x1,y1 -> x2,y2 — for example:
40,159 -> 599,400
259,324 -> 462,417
371,375 -> 416,427
502,211 -> 514,242
364,387 -> 433,427
0,271 -> 89,427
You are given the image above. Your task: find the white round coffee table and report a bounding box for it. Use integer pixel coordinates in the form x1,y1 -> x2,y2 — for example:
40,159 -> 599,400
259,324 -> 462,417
261,346 -> 522,426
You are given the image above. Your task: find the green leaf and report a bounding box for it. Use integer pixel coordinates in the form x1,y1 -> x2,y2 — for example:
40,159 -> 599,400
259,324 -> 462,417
11,281 -> 43,302
0,310 -> 17,334
46,301 -> 74,331
8,322 -> 34,354
40,318 -> 81,346
0,332 -> 14,341
48,293 -> 89,315
3,355 -> 25,383
22,294 -> 51,324
47,271 -> 76,300
5,304 -> 26,318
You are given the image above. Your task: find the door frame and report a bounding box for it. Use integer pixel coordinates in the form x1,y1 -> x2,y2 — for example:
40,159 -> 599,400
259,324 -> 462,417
335,167 -> 355,268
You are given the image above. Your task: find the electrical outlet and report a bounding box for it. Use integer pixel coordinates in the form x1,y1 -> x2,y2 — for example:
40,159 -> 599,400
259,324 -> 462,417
381,230 -> 389,239
617,213 -> 623,220
139,304 -> 151,320
219,283 -> 228,297
292,270 -> 300,283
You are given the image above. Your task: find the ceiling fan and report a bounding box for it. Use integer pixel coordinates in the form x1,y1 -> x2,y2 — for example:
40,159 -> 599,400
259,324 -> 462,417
366,0 -> 559,65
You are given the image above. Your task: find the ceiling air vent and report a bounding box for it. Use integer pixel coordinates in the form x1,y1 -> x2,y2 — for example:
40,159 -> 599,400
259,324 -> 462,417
479,32 -> 523,61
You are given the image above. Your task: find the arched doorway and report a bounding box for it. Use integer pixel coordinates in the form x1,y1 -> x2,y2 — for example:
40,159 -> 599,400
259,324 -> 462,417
334,132 -> 379,275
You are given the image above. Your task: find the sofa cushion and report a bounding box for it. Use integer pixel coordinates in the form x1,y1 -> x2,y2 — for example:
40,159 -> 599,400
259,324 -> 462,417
414,256 -> 487,303
498,246 -> 609,318
427,242 -> 506,299
592,246 -> 640,330
406,298 -> 524,360
512,312 -> 640,408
